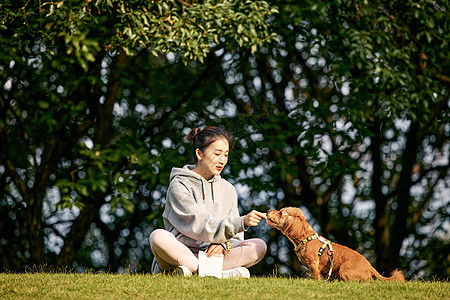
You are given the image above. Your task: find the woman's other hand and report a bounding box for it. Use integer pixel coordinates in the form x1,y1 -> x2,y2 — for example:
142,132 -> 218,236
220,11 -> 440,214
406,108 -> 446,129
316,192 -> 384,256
205,243 -> 225,257
244,210 -> 267,227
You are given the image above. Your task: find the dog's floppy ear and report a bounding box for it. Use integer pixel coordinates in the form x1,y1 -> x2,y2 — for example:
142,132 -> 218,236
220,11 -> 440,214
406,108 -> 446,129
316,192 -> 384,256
283,207 -> 317,241
282,212 -> 305,239
291,207 -> 305,218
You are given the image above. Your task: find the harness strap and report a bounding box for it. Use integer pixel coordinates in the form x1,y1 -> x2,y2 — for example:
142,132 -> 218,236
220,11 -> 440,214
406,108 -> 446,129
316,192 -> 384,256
318,236 -> 334,277
294,233 -> 335,278
294,233 -> 319,252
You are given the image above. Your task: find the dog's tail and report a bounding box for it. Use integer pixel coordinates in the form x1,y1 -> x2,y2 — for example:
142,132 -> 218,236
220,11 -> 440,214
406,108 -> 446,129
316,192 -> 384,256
372,268 -> 405,282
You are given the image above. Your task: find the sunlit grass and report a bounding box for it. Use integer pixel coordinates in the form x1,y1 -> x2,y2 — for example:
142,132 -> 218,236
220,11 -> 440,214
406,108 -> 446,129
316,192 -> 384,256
0,271 -> 448,299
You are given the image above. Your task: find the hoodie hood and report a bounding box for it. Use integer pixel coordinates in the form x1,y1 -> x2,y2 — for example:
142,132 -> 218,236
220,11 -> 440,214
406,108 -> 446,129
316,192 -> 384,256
169,164 -> 221,183
169,165 -> 221,202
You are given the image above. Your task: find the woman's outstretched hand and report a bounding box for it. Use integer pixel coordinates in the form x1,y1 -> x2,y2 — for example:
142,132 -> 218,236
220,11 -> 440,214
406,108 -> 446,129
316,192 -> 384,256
244,210 -> 267,227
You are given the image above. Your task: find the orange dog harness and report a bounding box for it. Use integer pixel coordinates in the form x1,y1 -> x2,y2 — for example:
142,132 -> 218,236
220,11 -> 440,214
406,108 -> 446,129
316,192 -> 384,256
294,233 -> 335,277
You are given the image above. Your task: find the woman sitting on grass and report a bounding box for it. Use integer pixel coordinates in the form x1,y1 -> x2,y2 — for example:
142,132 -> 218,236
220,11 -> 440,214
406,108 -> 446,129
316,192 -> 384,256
149,126 -> 267,278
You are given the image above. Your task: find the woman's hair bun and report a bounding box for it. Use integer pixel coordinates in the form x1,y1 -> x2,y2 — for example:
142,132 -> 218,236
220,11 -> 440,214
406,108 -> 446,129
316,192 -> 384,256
186,128 -> 201,142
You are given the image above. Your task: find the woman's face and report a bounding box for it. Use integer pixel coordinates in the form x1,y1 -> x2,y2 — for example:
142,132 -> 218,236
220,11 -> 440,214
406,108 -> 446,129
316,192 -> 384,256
195,137 -> 229,179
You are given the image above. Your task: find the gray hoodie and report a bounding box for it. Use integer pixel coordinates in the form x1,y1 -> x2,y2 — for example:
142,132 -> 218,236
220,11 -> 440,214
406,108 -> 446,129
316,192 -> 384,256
162,165 -> 246,252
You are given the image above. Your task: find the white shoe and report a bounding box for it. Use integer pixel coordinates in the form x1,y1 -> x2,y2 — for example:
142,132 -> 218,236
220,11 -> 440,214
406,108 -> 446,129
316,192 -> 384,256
221,267 -> 250,279
174,265 -> 193,276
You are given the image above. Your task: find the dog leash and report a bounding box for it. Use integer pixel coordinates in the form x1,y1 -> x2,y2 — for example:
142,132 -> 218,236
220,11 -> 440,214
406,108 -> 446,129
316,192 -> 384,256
295,233 -> 334,278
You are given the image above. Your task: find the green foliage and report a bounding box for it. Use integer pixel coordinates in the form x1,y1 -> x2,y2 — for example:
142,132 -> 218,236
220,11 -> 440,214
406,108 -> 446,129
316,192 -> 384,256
0,0 -> 448,279
0,0 -> 278,68
209,0 -> 449,277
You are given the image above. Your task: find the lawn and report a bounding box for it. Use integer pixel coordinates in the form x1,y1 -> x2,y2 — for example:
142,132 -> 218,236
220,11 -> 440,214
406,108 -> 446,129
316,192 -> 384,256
0,272 -> 448,299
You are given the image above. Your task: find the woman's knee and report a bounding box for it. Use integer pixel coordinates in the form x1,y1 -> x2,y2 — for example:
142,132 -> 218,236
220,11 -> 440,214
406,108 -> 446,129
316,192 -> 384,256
251,238 -> 267,257
237,238 -> 267,260
149,229 -> 172,248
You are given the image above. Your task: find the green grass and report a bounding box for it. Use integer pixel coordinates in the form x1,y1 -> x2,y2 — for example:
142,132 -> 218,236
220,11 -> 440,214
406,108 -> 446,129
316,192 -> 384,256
0,273 -> 448,300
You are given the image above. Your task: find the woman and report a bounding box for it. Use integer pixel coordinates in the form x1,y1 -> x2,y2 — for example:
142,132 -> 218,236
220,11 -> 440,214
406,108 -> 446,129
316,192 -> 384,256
149,126 -> 267,278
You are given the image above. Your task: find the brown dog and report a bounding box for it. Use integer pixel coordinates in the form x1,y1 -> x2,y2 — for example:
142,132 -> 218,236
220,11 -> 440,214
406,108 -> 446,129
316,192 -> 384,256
267,207 -> 405,281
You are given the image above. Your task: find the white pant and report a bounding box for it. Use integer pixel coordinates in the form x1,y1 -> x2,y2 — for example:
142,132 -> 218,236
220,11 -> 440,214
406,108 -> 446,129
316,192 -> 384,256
149,229 -> 267,273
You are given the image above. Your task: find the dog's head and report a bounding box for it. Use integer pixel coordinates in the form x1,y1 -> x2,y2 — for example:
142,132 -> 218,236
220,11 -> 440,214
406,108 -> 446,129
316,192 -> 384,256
266,207 -> 314,239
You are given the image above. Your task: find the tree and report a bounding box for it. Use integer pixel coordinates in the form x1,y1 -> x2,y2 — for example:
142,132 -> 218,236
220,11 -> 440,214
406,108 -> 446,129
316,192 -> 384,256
0,0 -> 277,270
212,0 -> 449,277
0,0 -> 448,279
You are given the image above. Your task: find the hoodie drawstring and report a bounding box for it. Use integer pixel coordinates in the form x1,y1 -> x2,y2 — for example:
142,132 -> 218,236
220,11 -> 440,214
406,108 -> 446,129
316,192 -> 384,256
201,181 -> 205,203
200,179 -> 215,203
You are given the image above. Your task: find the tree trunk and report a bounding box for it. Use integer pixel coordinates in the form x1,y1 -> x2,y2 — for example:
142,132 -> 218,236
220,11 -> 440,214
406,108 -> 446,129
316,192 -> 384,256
56,195 -> 106,267
370,118 -> 391,273
56,51 -> 127,267
25,193 -> 45,267
383,121 -> 420,271
94,50 -> 127,147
